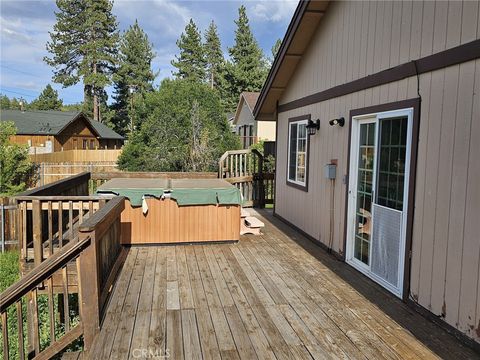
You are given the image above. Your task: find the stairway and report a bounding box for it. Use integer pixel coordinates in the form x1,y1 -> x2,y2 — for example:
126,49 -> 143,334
240,208 -> 265,235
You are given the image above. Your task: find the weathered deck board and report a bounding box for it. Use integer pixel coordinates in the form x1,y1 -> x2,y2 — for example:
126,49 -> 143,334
87,211 -> 478,360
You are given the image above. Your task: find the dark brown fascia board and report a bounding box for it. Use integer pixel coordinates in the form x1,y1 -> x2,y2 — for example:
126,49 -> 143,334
253,0 -> 312,118
279,39 -> 480,113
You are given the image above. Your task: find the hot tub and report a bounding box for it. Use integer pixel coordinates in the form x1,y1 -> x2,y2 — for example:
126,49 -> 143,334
97,178 -> 241,244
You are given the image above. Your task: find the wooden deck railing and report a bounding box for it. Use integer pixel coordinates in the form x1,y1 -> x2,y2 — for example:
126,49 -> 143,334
15,196 -> 109,267
0,196 -> 126,359
218,149 -> 274,207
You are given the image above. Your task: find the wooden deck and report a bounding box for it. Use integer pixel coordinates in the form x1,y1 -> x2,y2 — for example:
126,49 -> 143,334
88,210 -> 477,360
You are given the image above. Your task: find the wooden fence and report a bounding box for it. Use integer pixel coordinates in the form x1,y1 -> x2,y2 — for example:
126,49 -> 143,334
30,149 -> 122,163
0,196 -> 126,359
35,163 -> 119,187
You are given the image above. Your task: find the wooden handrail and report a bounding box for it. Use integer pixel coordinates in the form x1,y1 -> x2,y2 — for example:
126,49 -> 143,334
0,236 -> 91,311
79,196 -> 124,236
18,172 -> 90,196
15,195 -> 112,201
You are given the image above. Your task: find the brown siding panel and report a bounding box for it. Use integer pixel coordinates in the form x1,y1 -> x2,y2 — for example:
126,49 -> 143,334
274,0 -> 479,345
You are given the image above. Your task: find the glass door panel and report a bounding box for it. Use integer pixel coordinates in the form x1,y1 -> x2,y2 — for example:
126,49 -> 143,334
354,122 -> 376,265
376,117 -> 408,210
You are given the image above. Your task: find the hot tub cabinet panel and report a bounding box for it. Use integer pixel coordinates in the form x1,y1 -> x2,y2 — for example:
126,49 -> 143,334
120,198 -> 240,244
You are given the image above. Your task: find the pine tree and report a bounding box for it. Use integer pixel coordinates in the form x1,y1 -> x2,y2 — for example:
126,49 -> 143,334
204,21 -> 224,90
171,19 -> 206,82
45,0 -> 119,122
0,95 -> 10,109
271,38 -> 282,61
111,20 -> 156,135
30,84 -> 63,110
224,5 -> 268,111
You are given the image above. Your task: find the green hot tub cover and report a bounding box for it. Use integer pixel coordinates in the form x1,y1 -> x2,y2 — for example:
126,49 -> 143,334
169,179 -> 241,206
96,178 -> 241,207
96,178 -> 168,206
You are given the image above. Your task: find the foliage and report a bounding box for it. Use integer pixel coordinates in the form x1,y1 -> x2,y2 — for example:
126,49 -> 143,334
271,38 -> 282,62
171,19 -> 206,82
0,251 -> 82,359
111,20 -> 157,136
1,94 -> 11,109
118,79 -> 240,172
0,122 -> 37,195
61,103 -> 84,112
204,20 -> 225,90
223,5 -> 268,112
249,140 -> 275,173
0,250 -> 21,359
45,0 -> 119,121
0,95 -> 29,110
30,84 -> 63,110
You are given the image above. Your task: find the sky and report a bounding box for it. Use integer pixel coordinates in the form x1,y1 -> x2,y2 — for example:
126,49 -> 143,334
0,0 -> 297,105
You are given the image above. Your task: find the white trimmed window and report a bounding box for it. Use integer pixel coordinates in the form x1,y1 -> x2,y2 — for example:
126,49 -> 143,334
288,118 -> 308,186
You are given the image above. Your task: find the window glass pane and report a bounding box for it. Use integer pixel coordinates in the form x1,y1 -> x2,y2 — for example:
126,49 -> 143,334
355,122 -> 375,265
288,121 -> 308,184
298,123 -> 307,139
289,124 -> 297,181
376,117 -> 408,210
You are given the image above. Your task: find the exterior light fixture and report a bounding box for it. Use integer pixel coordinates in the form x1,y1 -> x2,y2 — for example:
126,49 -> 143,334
306,119 -> 320,135
329,117 -> 345,127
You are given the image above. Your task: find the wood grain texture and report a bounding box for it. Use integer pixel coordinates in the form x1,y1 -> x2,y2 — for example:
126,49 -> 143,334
87,211 -> 477,359
120,198 -> 240,244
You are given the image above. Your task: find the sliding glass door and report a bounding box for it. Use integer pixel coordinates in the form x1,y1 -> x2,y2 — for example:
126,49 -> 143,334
347,108 -> 413,297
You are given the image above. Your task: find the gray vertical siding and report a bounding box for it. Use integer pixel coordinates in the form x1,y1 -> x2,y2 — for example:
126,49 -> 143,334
275,0 -> 480,343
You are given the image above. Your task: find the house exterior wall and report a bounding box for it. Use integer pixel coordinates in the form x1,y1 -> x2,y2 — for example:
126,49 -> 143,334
257,121 -> 276,142
55,117 -> 99,151
275,0 -> 480,343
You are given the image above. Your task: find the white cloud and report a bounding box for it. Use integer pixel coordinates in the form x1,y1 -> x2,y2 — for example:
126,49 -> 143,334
249,0 -> 298,23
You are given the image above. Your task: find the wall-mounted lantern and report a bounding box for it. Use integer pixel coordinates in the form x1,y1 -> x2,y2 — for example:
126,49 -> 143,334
329,117 -> 345,127
306,119 -> 320,136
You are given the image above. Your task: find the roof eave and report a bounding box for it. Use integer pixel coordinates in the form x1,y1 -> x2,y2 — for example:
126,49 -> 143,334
254,0 -> 329,120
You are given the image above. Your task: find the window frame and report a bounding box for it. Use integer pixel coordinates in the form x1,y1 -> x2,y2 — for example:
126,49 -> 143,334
286,114 -> 311,191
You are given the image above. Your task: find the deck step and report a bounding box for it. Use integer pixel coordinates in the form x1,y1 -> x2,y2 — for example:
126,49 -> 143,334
245,216 -> 264,228
241,208 -> 250,218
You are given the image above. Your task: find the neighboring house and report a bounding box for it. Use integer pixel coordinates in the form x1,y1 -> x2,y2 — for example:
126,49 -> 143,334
255,0 -> 480,348
233,92 -> 276,148
1,110 -> 124,153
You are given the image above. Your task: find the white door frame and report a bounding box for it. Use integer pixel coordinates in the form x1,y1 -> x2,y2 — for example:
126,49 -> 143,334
346,108 -> 413,298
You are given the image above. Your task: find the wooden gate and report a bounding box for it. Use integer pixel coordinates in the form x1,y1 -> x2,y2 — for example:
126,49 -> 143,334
218,149 -> 274,207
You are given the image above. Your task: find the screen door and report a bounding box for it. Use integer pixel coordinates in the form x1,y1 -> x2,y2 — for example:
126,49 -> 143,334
347,109 -> 413,297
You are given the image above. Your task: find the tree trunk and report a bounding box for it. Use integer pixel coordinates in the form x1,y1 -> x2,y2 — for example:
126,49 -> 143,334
92,63 -> 99,121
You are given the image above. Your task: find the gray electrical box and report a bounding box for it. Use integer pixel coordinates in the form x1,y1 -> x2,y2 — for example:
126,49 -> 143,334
324,163 -> 337,179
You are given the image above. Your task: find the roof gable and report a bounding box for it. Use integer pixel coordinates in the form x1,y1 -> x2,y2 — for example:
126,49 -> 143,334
254,0 -> 330,120
233,92 -> 259,125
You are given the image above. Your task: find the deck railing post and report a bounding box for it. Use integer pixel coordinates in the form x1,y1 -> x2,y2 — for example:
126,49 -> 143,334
77,230 -> 100,351
32,200 -> 43,266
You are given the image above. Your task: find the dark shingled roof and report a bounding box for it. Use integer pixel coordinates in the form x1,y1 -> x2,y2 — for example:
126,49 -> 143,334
0,110 -> 124,140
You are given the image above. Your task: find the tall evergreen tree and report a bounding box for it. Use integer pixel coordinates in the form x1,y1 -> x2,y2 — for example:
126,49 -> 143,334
45,0 -> 119,122
171,19 -> 206,82
30,84 -> 63,110
112,20 -> 156,135
204,21 -> 224,90
271,38 -> 282,61
224,5 -> 268,111
0,95 -> 10,109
